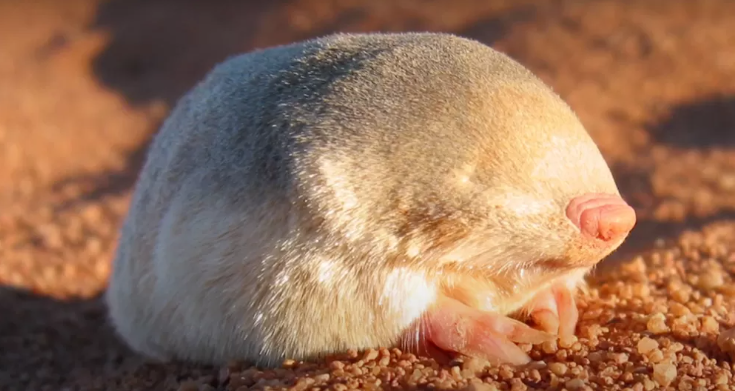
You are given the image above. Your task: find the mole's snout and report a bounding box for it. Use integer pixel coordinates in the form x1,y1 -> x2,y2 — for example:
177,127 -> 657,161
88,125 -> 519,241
565,193 -> 637,242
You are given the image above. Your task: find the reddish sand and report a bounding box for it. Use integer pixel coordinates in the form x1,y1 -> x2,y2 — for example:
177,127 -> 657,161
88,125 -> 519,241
1,0 -> 734,390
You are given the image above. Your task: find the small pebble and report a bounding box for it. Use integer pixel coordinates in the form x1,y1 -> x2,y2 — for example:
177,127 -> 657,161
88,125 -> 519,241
646,313 -> 670,334
700,316 -> 719,334
652,362 -> 677,386
717,327 -> 735,360
548,362 -> 568,376
463,382 -> 498,391
565,378 -> 587,390
362,349 -> 379,362
647,349 -> 664,363
696,269 -> 724,290
637,337 -> 659,354
541,340 -> 558,354
559,335 -> 578,349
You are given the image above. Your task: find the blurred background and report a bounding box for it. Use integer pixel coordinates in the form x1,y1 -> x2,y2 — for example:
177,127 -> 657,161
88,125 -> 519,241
0,0 -> 733,389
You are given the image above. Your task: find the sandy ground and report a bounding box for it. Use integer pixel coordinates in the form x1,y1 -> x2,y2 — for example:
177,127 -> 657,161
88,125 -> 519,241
1,0 -> 734,390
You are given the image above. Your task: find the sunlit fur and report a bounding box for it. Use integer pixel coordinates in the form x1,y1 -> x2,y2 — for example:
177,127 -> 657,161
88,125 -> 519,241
105,32 -> 627,368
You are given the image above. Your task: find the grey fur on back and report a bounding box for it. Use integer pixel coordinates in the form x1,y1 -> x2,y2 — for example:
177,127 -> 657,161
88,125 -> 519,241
105,32 -> 619,367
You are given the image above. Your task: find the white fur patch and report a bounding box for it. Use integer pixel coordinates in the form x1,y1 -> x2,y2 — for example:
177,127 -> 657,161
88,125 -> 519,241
380,268 -> 437,327
531,134 -> 591,181
319,158 -> 360,211
274,270 -> 291,287
560,267 -> 590,290
500,194 -> 553,216
315,257 -> 339,286
450,163 -> 477,188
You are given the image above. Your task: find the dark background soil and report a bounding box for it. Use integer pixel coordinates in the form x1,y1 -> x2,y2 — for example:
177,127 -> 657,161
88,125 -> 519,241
1,0 -> 734,390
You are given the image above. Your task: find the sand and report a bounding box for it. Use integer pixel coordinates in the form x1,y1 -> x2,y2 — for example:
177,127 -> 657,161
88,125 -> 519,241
1,0 -> 734,390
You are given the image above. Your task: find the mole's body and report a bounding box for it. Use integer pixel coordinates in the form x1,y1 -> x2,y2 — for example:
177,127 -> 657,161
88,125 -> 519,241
105,32 -> 636,367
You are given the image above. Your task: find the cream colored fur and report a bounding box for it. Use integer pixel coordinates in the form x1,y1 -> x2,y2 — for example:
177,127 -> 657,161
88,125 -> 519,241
104,32 -> 623,367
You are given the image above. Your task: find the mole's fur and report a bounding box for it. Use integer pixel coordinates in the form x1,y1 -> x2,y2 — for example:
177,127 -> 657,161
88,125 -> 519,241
105,32 -> 634,367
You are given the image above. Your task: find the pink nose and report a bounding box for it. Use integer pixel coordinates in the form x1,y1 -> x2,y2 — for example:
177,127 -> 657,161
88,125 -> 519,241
565,193 -> 637,242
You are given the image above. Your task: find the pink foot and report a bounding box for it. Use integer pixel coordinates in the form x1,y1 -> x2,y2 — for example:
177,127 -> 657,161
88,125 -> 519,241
565,193 -> 636,242
413,297 -> 555,365
525,283 -> 579,337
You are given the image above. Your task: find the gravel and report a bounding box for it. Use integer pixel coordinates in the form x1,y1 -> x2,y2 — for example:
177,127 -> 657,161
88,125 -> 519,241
1,0 -> 734,390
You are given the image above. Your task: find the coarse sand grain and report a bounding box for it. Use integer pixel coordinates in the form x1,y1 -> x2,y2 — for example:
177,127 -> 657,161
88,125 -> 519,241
1,0 -> 735,390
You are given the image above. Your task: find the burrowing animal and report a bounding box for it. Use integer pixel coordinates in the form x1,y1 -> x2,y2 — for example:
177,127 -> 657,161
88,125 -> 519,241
105,32 -> 637,367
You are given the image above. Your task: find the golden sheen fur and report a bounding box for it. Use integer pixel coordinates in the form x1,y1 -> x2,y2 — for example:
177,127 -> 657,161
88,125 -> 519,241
105,32 -> 623,367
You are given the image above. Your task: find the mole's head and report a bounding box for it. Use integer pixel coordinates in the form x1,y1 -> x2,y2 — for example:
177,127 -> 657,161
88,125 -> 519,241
295,33 -> 636,278
400,75 -> 637,278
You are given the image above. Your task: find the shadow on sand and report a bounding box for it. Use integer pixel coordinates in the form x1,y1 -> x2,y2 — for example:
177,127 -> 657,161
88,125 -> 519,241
22,1 -> 735,387
0,285 -> 230,390
647,94 -> 735,149
601,94 -> 735,267
0,286 -> 127,390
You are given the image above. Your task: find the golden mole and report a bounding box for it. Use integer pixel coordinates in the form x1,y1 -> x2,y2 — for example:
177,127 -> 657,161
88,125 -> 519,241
104,32 -> 636,367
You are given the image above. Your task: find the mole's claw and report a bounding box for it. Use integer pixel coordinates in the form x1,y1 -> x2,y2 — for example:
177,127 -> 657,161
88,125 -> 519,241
526,283 -> 579,337
418,297 -> 554,365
